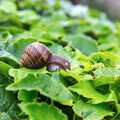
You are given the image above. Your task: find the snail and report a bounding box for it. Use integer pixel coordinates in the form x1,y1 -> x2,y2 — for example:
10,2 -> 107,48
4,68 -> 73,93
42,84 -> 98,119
20,42 -> 52,69
20,42 -> 70,71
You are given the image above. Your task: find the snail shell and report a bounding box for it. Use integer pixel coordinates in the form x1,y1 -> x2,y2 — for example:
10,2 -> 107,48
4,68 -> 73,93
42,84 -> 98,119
47,54 -> 70,71
20,42 -> 52,69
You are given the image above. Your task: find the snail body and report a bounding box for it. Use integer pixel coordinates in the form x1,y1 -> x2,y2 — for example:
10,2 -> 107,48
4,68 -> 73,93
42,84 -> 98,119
20,42 -> 52,69
47,54 -> 70,71
21,42 -> 70,71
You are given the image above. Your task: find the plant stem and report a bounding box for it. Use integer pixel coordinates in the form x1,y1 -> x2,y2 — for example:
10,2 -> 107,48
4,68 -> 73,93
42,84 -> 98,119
111,113 -> 119,120
73,113 -> 76,120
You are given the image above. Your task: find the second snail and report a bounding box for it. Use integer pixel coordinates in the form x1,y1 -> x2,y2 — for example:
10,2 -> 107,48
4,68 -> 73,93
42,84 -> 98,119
20,42 -> 70,71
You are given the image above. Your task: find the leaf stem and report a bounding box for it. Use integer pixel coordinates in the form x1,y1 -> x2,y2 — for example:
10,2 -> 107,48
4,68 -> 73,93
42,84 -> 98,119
51,99 -> 54,105
73,113 -> 76,120
111,113 -> 119,120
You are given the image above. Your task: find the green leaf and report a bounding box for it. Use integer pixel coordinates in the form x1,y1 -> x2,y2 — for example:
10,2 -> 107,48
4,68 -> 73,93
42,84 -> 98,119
69,81 -> 108,103
31,23 -> 65,39
18,90 -> 37,102
60,70 -> 93,82
63,34 -> 99,56
110,78 -> 120,95
89,9 -> 107,19
0,73 -> 8,85
69,81 -> 118,103
94,67 -> 120,86
49,44 -> 63,54
0,1 -> 17,14
18,10 -> 40,24
19,102 -> 67,120
7,73 -> 74,105
52,11 -> 68,22
0,32 -> 12,48
0,26 -> 24,35
0,113 -> 11,120
89,52 -> 120,67
73,100 -> 113,120
0,74 -> 21,119
99,42 -> 118,52
9,67 -> 46,82
7,100 -> 21,120
0,61 -> 11,77
107,90 -> 118,103
0,50 -> 20,68
31,27 -> 53,41
0,85 -> 16,113
73,20 -> 91,33
10,31 -> 33,43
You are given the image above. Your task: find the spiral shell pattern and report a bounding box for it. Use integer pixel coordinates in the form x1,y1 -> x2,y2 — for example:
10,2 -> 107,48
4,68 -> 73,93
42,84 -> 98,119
20,42 -> 52,69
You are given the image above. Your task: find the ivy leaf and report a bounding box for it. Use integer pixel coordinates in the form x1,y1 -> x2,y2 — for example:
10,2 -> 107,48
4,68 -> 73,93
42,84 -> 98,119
89,9 -> 107,19
0,73 -> 21,120
73,100 -> 113,120
0,26 -> 24,35
10,31 -> 33,43
52,11 -> 68,22
0,73 -> 8,85
7,73 -> 74,105
110,78 -> 120,95
63,34 -> 99,56
0,85 -> 16,113
89,52 -> 119,67
18,90 -> 38,102
69,81 -> 108,103
9,67 -> 46,82
69,81 -> 118,103
60,70 -> 92,82
0,61 -> 11,78
94,67 -> 120,86
0,32 -> 12,49
18,10 -> 40,24
19,102 -> 67,120
49,44 -> 63,54
0,50 -> 20,68
7,100 -> 21,120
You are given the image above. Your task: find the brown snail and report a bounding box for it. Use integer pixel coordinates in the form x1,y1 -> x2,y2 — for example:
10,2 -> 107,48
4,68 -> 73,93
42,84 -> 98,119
20,42 -> 52,69
20,42 -> 70,71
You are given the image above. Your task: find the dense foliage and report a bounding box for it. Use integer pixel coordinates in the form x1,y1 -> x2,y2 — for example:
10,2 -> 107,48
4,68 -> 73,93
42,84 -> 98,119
1,0 -> 120,120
